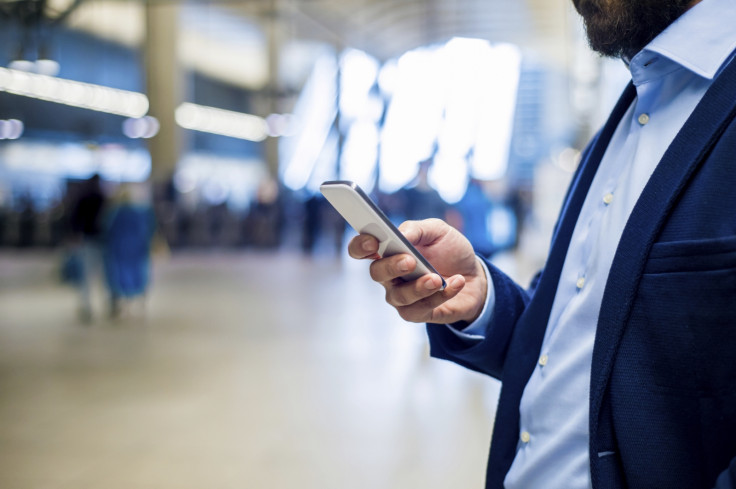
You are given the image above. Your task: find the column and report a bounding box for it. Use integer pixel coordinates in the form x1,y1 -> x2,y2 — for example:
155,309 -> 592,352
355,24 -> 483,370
144,2 -> 183,184
264,0 -> 283,178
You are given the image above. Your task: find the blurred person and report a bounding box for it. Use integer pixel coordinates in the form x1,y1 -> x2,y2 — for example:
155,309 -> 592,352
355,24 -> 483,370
348,0 -> 736,488
301,192 -> 322,254
301,192 -> 345,256
207,200 -> 229,246
449,178 -> 499,259
68,174 -> 107,322
397,157 -> 449,221
48,198 -> 67,248
17,192 -> 36,247
244,177 -> 284,248
103,183 -> 156,318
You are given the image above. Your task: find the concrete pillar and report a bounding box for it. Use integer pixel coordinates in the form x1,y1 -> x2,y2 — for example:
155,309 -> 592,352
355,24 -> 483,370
144,2 -> 183,184
264,0 -> 283,178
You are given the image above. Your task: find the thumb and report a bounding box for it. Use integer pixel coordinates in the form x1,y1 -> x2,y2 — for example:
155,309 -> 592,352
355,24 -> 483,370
398,218 -> 449,247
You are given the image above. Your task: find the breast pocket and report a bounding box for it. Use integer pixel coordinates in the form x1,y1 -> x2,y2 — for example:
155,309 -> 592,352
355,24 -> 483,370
635,236 -> 736,394
645,235 -> 736,274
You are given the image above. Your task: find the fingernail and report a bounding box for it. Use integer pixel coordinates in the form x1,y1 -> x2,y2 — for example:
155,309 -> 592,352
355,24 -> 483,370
450,276 -> 463,289
425,276 -> 439,289
362,239 -> 374,252
398,258 -> 410,272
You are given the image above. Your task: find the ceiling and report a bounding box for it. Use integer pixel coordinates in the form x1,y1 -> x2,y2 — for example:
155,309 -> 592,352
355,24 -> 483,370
233,0 -> 575,62
1,0 -> 580,89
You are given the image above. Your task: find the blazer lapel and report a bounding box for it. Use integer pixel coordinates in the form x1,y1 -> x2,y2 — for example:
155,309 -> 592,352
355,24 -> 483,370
590,56 -> 736,441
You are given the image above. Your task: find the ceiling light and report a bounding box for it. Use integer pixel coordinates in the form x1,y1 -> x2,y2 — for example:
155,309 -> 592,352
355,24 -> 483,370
175,102 -> 268,142
0,67 -> 149,118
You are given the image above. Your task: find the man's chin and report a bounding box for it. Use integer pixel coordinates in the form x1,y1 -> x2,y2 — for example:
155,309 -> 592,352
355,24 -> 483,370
575,0 -> 694,59
582,24 -> 633,58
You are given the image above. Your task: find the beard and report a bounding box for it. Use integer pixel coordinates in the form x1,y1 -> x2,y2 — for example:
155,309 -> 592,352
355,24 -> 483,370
573,0 -> 693,59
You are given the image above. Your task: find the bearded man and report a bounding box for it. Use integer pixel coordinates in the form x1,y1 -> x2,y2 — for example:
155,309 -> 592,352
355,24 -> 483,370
348,0 -> 736,487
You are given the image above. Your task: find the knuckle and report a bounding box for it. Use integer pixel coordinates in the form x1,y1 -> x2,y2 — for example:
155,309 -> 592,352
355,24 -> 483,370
391,261 -> 407,277
385,287 -> 408,307
420,294 -> 441,310
368,261 -> 382,282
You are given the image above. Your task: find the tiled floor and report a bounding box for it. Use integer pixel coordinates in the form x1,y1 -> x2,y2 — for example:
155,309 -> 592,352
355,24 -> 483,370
0,250 -> 503,489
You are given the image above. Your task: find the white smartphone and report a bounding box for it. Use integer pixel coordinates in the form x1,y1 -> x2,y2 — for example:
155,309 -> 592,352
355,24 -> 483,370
320,180 -> 446,289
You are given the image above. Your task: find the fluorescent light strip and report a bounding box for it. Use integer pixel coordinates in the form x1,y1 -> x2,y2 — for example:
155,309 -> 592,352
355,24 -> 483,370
0,67 -> 149,118
175,102 -> 268,142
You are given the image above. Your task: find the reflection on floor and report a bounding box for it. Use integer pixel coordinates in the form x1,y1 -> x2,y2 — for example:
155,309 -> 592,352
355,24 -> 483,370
0,250 -> 501,489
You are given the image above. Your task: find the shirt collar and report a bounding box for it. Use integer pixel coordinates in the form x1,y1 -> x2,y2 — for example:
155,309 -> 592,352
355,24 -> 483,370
629,0 -> 736,83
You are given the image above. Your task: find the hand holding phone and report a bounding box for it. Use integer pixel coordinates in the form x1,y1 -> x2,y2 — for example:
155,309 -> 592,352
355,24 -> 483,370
320,180 -> 446,289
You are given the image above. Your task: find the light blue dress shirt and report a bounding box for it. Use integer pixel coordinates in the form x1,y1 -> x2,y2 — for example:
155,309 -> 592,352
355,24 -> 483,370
451,0 -> 736,487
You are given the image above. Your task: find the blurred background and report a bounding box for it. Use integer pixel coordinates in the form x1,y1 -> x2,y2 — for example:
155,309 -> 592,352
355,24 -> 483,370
0,0 -> 631,487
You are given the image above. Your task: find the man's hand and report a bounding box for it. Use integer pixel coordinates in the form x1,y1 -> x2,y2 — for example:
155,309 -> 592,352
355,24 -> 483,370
348,218 -> 488,325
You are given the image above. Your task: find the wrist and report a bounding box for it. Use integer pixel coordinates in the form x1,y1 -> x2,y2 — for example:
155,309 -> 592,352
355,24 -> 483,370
463,256 -> 489,324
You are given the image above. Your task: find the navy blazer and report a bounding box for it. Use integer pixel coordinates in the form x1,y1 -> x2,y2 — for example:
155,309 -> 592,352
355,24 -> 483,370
427,56 -> 736,489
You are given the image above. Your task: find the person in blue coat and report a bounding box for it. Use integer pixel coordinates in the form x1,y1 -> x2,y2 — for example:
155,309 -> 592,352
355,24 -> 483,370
348,0 -> 736,487
103,184 -> 156,317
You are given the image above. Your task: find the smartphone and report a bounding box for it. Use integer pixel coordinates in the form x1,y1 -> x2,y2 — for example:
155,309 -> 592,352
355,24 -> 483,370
320,180 -> 446,289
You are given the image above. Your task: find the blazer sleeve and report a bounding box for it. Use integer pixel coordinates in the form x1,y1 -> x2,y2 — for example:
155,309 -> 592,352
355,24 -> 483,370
714,459 -> 736,489
425,257 -> 536,380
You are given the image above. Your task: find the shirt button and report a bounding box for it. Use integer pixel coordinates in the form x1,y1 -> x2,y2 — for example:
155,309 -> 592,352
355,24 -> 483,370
603,193 -> 614,205
521,431 -> 531,443
638,113 -> 650,125
539,354 -> 548,367
576,277 -> 586,289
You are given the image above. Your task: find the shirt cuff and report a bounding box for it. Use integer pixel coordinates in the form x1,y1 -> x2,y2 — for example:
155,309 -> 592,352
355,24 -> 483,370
444,256 -> 495,341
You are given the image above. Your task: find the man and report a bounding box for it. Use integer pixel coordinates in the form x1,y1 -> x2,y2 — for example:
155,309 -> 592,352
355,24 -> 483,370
348,0 -> 736,487
69,174 -> 107,322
